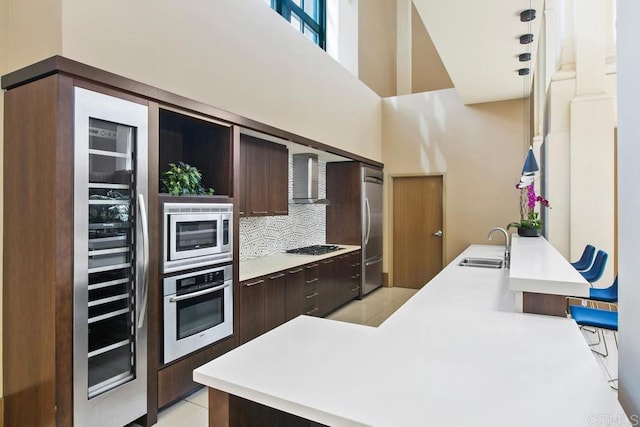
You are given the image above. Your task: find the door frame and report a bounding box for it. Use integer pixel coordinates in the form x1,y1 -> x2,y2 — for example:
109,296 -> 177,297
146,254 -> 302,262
388,173 -> 447,287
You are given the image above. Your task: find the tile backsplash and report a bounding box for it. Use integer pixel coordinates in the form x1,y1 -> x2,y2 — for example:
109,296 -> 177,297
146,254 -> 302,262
239,156 -> 326,260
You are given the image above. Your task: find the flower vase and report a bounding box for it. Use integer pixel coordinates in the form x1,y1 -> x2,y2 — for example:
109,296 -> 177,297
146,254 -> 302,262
518,227 -> 541,237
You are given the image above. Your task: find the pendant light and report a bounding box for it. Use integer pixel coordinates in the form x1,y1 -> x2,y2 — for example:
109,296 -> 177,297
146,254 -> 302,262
519,2 -> 538,178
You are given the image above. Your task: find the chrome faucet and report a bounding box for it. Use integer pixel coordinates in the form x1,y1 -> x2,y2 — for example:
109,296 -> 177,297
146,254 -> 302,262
487,227 -> 510,269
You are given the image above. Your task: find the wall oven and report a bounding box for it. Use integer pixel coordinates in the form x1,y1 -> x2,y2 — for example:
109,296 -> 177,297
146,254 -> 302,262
163,202 -> 232,273
163,265 -> 233,364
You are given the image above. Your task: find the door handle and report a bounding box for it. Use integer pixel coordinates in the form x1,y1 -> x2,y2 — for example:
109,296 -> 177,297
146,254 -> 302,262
169,283 -> 230,303
137,193 -> 149,329
365,197 -> 371,245
433,230 -> 443,237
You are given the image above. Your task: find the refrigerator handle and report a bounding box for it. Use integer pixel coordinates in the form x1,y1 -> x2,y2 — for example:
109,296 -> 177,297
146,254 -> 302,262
137,193 -> 149,329
365,197 -> 371,245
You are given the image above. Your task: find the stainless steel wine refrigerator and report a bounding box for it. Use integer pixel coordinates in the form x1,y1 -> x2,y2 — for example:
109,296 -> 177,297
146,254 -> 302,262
73,87 -> 148,427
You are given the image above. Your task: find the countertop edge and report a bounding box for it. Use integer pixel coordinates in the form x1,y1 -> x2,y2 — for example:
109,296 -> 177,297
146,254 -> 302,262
239,245 -> 362,282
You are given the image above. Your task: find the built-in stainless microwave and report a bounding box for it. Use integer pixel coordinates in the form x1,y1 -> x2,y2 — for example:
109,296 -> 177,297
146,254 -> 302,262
163,202 -> 232,273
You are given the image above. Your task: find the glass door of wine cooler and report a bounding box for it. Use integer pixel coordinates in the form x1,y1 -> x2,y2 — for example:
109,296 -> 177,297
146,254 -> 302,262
73,87 -> 148,427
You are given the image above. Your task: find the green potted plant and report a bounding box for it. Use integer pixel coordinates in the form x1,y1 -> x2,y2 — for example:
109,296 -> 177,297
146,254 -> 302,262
161,161 -> 215,196
507,183 -> 550,237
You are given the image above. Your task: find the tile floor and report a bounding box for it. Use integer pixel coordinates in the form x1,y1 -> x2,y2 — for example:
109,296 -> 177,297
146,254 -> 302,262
149,287 -> 619,425
149,287 -> 417,426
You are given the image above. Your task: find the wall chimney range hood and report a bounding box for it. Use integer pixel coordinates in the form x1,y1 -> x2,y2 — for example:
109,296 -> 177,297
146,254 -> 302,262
292,153 -> 330,205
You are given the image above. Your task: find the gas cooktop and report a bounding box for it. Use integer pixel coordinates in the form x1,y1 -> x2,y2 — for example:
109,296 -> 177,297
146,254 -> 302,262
285,245 -> 342,256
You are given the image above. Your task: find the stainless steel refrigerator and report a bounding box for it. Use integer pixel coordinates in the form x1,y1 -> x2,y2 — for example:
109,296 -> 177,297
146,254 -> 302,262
361,167 -> 383,296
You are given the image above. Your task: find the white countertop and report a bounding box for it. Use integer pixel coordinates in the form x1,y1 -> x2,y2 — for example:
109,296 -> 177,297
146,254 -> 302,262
509,235 -> 590,297
239,245 -> 361,282
195,244 -> 628,426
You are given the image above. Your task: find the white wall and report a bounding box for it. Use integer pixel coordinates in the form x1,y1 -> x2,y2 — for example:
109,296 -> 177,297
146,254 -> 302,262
382,89 -> 524,274
358,0 -> 396,97
616,0 -> 640,418
57,0 -> 381,162
542,0 -> 618,286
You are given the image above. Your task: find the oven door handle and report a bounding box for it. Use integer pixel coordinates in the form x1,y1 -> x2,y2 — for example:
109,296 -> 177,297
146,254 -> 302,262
169,282 -> 230,303
137,193 -> 149,329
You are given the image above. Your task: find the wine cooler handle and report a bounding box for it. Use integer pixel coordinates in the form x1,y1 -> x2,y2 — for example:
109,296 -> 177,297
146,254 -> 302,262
137,193 -> 150,329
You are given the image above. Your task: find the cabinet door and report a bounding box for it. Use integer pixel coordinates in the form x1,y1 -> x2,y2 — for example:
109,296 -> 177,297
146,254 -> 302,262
239,277 -> 266,344
269,144 -> 289,215
246,139 -> 270,216
239,138 -> 248,216
326,161 -> 362,245
334,254 -> 352,307
265,273 -> 286,331
285,267 -> 305,321
319,258 -> 336,317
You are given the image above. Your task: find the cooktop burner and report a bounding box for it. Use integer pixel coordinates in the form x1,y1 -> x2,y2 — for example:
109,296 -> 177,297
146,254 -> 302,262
286,245 -> 342,255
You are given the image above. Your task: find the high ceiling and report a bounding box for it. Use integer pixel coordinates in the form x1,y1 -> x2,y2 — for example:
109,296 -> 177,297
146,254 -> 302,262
412,0 -> 544,105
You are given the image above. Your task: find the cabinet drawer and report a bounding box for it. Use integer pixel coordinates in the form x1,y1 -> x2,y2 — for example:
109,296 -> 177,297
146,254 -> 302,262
304,276 -> 319,293
304,289 -> 319,312
304,263 -> 319,293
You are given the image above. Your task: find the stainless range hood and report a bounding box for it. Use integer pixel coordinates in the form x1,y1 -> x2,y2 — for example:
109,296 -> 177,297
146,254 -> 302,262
292,153 -> 330,205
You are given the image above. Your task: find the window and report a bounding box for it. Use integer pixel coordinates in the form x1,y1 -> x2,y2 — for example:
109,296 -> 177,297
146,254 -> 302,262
263,0 -> 326,49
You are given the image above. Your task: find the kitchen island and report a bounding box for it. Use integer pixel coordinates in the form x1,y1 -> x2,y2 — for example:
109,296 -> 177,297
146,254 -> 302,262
194,244 -> 629,426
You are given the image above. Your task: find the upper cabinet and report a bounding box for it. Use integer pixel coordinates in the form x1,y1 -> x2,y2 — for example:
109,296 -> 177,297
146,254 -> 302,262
326,161 -> 362,245
240,134 -> 288,217
159,109 -> 233,197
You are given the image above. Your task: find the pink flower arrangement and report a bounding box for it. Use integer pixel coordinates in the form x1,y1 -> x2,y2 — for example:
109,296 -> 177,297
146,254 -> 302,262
508,183 -> 551,230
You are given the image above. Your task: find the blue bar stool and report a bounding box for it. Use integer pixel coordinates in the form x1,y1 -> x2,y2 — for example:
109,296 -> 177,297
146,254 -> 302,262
589,275 -> 618,305
569,305 -> 618,389
580,250 -> 608,285
569,275 -> 618,335
571,244 -> 596,271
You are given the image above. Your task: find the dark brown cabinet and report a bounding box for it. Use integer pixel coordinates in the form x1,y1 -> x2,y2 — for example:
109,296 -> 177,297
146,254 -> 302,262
318,252 -> 361,316
318,259 -> 336,317
304,263 -> 320,317
349,251 -> 362,300
239,252 -> 360,343
239,273 -> 288,344
285,267 -> 306,321
239,277 -> 266,344
265,273 -> 287,331
269,144 -> 289,215
240,134 -> 288,217
334,253 -> 353,308
326,162 -> 363,245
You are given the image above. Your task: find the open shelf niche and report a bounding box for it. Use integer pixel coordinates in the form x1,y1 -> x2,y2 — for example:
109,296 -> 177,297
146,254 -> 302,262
159,108 -> 233,197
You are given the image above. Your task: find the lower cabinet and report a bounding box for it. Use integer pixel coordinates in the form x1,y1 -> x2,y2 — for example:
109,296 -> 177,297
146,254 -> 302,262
264,273 -> 286,331
240,251 -> 361,344
239,277 -> 266,344
239,272 -> 289,344
349,251 -> 362,300
318,258 -> 336,317
285,267 -> 306,320
304,263 -> 320,317
334,253 -> 353,308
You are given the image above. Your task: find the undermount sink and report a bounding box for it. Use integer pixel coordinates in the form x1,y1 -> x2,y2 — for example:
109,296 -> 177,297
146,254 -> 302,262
458,257 -> 504,269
